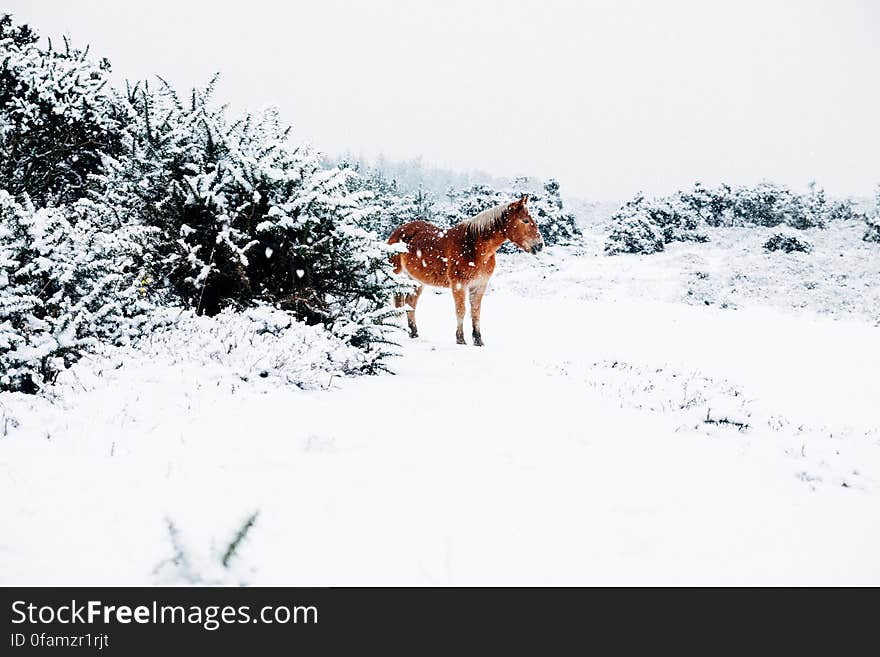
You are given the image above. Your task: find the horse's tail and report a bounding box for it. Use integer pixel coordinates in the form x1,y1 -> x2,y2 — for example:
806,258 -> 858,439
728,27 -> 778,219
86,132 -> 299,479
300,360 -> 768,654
388,227 -> 411,309
387,225 -> 407,275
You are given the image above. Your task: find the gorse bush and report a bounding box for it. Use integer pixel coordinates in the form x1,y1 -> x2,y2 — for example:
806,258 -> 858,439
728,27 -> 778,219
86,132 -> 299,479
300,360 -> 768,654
439,177 -> 581,252
726,181 -> 825,229
0,17 -> 152,392
134,305 -> 376,389
763,232 -> 812,254
605,192 -> 708,255
604,195 -> 666,255
0,15 -> 408,390
865,185 -> 880,244
862,216 -> 880,243
865,216 -> 880,244
0,15 -> 123,207
0,192 -> 151,392
102,78 -> 406,358
526,179 -> 582,247
339,162 -> 433,240
606,181 -> 862,255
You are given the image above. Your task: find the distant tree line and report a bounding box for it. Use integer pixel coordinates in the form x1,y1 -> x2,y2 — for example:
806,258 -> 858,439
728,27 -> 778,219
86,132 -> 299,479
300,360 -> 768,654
337,160 -> 582,249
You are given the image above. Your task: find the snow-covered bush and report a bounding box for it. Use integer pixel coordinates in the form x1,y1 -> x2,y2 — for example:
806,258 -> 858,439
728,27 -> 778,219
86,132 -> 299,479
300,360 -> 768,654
337,161 -> 582,249
763,232 -> 812,254
606,181 -> 854,256
695,181 -> 851,229
0,16 -> 124,206
0,14 -> 407,386
824,198 -> 864,224
865,186 -> 880,244
137,305 -> 375,388
439,177 -> 581,251
340,162 -> 433,239
100,77 -> 407,364
439,183 -> 508,227
604,195 -> 666,255
532,179 -> 581,246
862,216 -> 880,242
0,191 -> 152,392
604,192 -> 706,255
727,181 -> 824,229
865,216 -> 880,243
678,181 -> 735,225
862,214 -> 880,243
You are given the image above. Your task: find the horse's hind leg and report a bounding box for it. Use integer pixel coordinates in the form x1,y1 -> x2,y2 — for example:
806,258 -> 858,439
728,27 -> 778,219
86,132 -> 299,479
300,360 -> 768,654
404,285 -> 423,338
452,285 -> 467,345
468,281 -> 488,347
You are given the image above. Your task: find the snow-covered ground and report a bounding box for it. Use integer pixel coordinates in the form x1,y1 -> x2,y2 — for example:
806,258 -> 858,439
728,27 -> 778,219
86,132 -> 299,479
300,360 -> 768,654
2,220 -> 879,585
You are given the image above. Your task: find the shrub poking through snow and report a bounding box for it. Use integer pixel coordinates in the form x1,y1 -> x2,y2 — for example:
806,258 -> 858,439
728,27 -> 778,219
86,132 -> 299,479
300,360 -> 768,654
154,511 -> 260,585
763,233 -> 812,254
0,191 -> 152,392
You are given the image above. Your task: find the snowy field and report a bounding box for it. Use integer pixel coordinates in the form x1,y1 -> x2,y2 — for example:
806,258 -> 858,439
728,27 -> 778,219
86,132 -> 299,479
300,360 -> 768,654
1,219 -> 879,586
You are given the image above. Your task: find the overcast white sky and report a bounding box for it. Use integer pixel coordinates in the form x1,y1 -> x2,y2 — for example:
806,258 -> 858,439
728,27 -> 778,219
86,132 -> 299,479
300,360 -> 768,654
5,0 -> 879,200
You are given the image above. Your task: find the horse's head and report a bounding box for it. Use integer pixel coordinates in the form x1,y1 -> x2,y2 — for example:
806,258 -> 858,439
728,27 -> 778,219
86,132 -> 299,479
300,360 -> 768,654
504,195 -> 544,254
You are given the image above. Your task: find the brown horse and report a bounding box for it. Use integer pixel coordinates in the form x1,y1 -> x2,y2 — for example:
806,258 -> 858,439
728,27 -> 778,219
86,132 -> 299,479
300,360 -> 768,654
388,195 -> 544,346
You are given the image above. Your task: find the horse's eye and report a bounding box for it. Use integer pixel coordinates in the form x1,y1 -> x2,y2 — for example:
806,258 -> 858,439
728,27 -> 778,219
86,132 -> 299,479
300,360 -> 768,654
522,219 -> 530,224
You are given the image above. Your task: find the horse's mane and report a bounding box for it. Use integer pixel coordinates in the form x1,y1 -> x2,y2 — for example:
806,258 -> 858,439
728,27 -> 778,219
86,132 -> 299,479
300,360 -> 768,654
462,203 -> 509,239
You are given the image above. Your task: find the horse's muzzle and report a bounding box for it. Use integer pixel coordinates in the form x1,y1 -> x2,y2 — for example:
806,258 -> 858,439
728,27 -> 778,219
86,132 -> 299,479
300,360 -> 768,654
529,242 -> 544,255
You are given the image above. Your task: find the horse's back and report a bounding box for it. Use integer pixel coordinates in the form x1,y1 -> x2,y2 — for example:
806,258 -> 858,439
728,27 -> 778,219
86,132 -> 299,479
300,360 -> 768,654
388,220 -> 443,246
388,221 -> 453,286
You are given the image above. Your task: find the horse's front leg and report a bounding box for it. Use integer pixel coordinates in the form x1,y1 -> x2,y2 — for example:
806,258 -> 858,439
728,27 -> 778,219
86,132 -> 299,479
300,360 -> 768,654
468,281 -> 488,347
452,284 -> 467,345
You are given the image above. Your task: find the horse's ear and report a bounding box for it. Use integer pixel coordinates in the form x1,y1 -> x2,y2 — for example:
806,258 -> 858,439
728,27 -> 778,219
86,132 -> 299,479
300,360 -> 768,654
510,195 -> 529,210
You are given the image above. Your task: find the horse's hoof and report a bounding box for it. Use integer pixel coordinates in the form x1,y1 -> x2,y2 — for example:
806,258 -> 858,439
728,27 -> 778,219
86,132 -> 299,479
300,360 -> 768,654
409,331 -> 418,339
473,340 -> 484,347
456,337 -> 466,345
